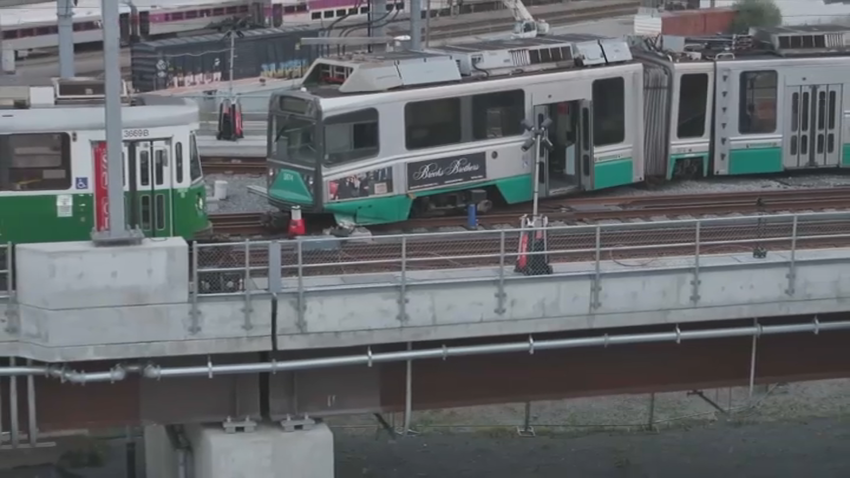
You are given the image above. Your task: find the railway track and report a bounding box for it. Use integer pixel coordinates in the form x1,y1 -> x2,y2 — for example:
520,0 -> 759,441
209,212 -> 267,235
202,157 -> 265,174
389,187 -> 850,229
196,214 -> 850,279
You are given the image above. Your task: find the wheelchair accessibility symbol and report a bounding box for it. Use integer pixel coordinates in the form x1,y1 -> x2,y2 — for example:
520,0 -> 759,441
75,177 -> 89,190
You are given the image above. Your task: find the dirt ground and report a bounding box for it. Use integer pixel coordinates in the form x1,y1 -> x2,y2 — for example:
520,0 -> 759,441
2,379 -> 849,477
332,379 -> 850,478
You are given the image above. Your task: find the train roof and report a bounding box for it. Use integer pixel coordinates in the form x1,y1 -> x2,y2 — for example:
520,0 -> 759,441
0,0 -> 245,27
298,33 -> 634,96
637,24 -> 850,62
0,0 -> 126,27
0,75 -> 197,118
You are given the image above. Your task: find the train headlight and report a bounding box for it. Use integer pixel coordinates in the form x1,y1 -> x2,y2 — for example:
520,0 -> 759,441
197,194 -> 205,212
302,174 -> 314,188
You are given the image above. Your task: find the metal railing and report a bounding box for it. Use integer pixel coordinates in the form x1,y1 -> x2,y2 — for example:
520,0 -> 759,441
192,211 -> 850,297
0,243 -> 10,301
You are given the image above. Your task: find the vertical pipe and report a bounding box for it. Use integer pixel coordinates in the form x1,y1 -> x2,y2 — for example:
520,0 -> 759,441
425,0 -> 432,47
647,393 -> 656,430
102,0 -> 129,238
57,0 -> 75,78
531,133 -> 541,219
748,318 -> 758,399
403,342 -> 413,435
409,0 -> 423,50
521,402 -> 532,432
228,33 -> 236,100
9,357 -> 18,447
26,359 -> 36,446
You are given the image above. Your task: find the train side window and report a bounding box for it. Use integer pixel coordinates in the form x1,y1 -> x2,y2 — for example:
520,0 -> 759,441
324,108 -> 380,165
471,90 -> 525,140
189,134 -> 203,181
405,98 -> 462,149
677,73 -> 709,139
154,149 -> 166,186
175,142 -> 185,184
0,133 -> 72,192
140,150 -> 151,186
738,70 -> 777,134
591,77 -> 625,147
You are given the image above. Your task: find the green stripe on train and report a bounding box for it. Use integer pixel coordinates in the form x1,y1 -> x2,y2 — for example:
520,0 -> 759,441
728,147 -> 783,175
593,158 -> 633,190
325,174 -> 534,226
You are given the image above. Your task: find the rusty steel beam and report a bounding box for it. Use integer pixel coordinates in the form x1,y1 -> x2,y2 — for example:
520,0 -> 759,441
26,316 -> 850,431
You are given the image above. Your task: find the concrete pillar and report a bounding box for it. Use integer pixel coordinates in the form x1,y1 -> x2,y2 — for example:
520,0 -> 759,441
144,425 -> 179,478
185,422 -> 334,478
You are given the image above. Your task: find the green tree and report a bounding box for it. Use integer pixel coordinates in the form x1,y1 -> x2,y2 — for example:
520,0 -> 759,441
730,0 -> 782,34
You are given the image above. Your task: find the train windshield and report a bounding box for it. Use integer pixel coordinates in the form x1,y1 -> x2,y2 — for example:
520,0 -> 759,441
271,113 -> 317,165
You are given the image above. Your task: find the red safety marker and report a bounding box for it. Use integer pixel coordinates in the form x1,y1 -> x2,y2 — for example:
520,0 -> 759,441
288,205 -> 306,237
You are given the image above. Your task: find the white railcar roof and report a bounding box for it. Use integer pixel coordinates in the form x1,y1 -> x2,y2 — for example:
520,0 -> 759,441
0,0 -> 243,27
0,0 -> 130,27
0,102 -> 199,133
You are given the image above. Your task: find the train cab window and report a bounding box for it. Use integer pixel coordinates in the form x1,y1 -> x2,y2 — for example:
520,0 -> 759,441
472,90 -> 525,140
677,73 -> 709,139
591,77 -> 625,147
189,134 -> 203,181
405,98 -> 462,149
738,70 -> 777,134
0,133 -> 72,192
175,142 -> 185,184
324,108 -> 379,165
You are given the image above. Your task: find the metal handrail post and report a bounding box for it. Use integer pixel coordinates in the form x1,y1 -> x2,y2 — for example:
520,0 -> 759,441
786,215 -> 799,296
242,240 -> 253,331
189,242 -> 200,334
296,240 -> 305,332
691,221 -> 701,304
398,236 -> 408,324
591,225 -> 601,309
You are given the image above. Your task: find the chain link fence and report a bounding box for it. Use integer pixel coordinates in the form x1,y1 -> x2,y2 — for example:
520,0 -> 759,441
0,244 -> 10,300
193,241 -> 271,297
190,212 -> 850,296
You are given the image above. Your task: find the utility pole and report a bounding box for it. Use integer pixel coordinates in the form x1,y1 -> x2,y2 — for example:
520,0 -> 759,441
91,0 -> 142,245
425,0 -> 432,47
372,0 -> 386,43
409,0 -> 422,50
521,115 -> 553,221
222,18 -> 247,101
57,0 -> 75,78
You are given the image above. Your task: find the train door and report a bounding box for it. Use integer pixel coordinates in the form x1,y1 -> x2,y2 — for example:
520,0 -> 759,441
530,101 -> 585,196
578,99 -> 594,189
130,140 -> 172,237
785,84 -> 842,168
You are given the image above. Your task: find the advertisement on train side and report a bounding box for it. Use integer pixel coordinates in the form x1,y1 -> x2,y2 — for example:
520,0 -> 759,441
406,153 -> 487,191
